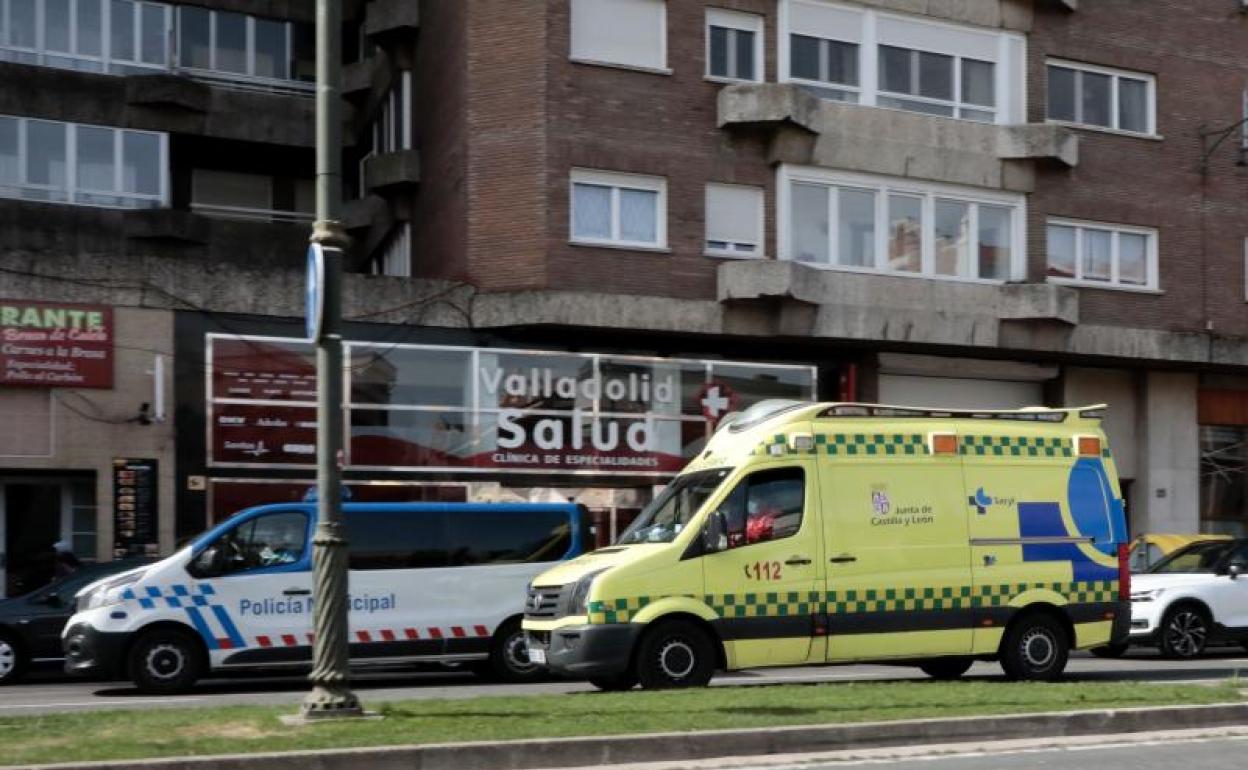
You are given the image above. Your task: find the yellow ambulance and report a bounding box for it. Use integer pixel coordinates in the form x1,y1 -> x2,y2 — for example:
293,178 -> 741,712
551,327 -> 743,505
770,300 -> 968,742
522,400 -> 1131,690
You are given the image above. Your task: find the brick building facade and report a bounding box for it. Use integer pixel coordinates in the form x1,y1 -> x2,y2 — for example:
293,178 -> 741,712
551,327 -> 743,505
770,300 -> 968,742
4,0 -> 1248,592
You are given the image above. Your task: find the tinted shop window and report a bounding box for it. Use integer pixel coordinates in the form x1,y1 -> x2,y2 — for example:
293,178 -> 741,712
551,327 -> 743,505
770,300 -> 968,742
447,510 -> 573,566
346,509 -> 449,570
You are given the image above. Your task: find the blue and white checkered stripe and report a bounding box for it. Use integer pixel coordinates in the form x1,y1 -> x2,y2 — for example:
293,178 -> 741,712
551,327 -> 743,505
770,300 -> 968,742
121,583 -> 245,650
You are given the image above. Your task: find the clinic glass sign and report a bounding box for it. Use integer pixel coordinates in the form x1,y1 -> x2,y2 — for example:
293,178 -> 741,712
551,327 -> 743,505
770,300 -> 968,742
207,335 -> 817,475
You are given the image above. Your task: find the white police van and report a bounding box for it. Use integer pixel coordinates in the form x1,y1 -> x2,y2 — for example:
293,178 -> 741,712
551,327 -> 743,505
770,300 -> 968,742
63,502 -> 591,692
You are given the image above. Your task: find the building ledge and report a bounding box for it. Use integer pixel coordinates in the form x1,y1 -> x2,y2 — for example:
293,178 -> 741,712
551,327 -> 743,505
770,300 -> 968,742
122,209 -> 211,244
343,59 -> 375,99
125,74 -> 211,113
364,150 -> 421,192
365,0 -> 420,41
716,259 -> 1078,343
718,83 -> 1078,191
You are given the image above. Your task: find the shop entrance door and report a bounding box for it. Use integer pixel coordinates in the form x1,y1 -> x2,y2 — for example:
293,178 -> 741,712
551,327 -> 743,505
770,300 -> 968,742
2,484 -> 62,598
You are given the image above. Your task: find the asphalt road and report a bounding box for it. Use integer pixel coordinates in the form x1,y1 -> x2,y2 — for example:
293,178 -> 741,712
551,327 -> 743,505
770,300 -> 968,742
2,648 -> 1247,715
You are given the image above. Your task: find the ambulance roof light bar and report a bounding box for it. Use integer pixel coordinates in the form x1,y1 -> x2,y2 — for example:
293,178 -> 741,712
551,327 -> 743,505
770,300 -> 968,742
818,403 -> 1093,423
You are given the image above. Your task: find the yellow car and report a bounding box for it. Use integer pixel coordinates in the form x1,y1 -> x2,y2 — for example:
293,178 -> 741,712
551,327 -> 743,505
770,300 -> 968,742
1128,534 -> 1232,573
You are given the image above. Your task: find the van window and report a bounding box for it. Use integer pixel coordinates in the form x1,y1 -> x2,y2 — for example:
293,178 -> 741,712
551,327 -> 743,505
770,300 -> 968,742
719,467 -> 805,548
347,509 -> 449,570
346,508 -> 575,570
447,510 -> 573,565
189,511 -> 308,578
618,469 -> 730,545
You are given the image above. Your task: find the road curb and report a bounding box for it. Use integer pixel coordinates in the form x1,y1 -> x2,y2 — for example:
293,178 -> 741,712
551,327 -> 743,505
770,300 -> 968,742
12,702 -> 1248,770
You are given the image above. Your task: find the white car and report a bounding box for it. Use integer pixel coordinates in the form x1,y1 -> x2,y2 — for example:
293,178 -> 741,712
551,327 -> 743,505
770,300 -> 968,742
1126,538 -> 1248,658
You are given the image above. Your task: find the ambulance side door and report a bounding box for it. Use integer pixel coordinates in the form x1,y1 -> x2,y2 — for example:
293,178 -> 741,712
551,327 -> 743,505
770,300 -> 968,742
700,460 -> 825,668
822,426 -> 973,661
185,509 -> 313,661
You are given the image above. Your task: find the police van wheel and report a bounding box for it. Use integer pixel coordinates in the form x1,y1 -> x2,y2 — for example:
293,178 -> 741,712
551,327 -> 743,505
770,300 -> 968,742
487,619 -> 544,683
635,620 -> 716,690
128,629 -> 204,694
0,631 -> 26,685
1000,613 -> 1069,681
918,658 -> 973,680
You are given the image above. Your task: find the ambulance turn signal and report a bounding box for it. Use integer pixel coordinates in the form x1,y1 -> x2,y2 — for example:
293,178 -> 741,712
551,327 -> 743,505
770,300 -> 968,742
929,432 -> 959,455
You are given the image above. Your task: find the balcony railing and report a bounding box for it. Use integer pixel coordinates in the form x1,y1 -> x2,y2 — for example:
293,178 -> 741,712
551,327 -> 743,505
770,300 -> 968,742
190,202 -> 314,224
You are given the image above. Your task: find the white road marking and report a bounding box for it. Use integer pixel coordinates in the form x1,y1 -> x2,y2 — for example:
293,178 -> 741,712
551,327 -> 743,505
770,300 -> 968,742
0,698 -> 202,710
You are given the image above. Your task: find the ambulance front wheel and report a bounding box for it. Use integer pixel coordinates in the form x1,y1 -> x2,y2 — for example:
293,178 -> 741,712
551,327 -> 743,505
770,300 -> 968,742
128,628 -> 205,694
999,612 -> 1070,681
634,619 -> 716,690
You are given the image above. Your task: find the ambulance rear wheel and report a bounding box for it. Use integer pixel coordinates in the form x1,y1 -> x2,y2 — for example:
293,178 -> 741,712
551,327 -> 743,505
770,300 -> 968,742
1000,613 -> 1069,681
918,658 -> 973,680
635,620 -> 716,690
485,618 -> 544,683
128,628 -> 204,694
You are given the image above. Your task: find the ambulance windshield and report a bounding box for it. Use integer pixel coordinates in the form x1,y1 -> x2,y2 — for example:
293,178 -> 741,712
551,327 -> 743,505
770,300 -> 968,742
616,468 -> 730,545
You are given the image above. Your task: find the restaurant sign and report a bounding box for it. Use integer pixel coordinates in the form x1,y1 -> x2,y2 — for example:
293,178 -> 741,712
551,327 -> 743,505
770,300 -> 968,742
208,335 -> 818,475
0,299 -> 113,388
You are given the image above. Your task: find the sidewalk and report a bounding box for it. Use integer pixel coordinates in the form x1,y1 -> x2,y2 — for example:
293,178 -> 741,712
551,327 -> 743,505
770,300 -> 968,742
12,702 -> 1248,770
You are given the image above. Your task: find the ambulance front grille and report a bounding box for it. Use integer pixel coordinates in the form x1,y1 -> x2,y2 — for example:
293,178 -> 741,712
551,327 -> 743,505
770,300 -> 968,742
524,585 -> 569,619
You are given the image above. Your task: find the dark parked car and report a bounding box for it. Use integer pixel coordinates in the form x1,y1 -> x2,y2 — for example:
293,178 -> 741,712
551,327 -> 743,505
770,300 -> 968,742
0,558 -> 154,684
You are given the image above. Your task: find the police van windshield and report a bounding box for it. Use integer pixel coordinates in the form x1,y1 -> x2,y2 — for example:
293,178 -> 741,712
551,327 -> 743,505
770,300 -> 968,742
616,469 -> 730,545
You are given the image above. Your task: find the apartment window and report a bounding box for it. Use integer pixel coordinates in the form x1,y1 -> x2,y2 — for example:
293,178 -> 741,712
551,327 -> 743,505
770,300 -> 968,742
0,115 -> 166,207
571,0 -> 666,72
1047,60 -> 1155,135
781,0 -> 1023,124
371,71 -> 413,155
706,7 -> 761,82
373,223 -> 412,277
190,168 -> 313,223
570,169 -> 666,249
0,0 -> 169,73
781,165 -> 1022,281
1046,219 -> 1157,290
705,183 -> 763,257
175,7 -> 314,88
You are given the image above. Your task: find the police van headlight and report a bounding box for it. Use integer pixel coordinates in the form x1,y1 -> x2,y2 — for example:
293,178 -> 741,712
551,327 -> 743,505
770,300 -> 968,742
570,569 -> 609,617
1130,588 -> 1164,603
77,570 -> 146,613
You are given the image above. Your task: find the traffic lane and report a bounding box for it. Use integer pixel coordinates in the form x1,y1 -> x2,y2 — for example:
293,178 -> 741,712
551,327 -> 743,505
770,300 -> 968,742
3,650 -> 1248,715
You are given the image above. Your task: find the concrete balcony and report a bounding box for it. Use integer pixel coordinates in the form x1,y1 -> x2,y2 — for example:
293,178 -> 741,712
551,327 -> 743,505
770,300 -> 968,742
365,0 -> 420,41
716,259 -> 1078,347
718,83 -> 1077,193
363,149 -> 421,192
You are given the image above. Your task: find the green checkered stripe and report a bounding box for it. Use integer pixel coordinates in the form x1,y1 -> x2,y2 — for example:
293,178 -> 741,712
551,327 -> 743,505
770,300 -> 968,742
755,433 -> 928,458
828,585 -> 976,614
705,591 -> 823,618
960,581 -> 1118,609
587,596 -> 652,625
961,435 -> 1071,457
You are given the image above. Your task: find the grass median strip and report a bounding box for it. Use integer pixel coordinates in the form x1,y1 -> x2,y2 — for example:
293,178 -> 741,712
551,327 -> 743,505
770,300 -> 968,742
1,680 -> 1243,767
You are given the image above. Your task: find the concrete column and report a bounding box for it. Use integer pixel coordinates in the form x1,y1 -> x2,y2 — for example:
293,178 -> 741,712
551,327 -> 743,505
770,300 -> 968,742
1136,372 -> 1200,535
1062,367 -> 1138,480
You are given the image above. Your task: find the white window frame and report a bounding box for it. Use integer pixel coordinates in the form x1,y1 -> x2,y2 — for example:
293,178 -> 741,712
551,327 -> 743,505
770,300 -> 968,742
705,7 -> 763,84
1045,58 -> 1157,137
704,182 -> 764,258
777,164 -> 1025,283
172,6 -> 313,94
569,0 -> 669,75
777,0 -> 1025,125
0,0 -> 170,73
0,114 -> 168,209
569,168 -> 668,250
1045,217 -> 1159,292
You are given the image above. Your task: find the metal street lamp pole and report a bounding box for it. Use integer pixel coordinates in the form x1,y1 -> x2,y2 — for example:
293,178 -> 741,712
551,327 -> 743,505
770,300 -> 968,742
301,0 -> 361,719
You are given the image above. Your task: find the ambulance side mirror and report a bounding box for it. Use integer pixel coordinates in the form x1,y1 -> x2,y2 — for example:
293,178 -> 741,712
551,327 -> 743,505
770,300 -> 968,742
703,511 -> 728,554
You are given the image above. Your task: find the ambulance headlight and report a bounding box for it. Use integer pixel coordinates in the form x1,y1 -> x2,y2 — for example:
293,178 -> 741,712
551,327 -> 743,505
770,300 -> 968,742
570,569 -> 610,617
1130,588 -> 1164,603
77,570 -> 146,613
